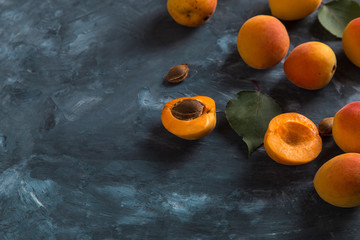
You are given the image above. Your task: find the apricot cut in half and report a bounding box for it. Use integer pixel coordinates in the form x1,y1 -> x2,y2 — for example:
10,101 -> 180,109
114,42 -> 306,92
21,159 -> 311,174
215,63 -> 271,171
161,96 -> 216,140
264,113 -> 322,165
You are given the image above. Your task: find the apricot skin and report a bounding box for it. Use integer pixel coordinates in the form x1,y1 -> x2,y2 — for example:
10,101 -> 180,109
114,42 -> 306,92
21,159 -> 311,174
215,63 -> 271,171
333,101 -> 360,153
167,0 -> 217,27
161,96 -> 216,140
269,0 -> 321,21
343,17 -> 360,68
314,153 -> 360,208
237,15 -> 290,69
284,42 -> 337,90
264,113 -> 322,165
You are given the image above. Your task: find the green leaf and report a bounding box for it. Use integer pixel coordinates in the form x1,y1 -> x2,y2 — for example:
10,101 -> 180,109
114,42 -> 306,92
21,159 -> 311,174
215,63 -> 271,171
225,90 -> 282,156
318,0 -> 360,38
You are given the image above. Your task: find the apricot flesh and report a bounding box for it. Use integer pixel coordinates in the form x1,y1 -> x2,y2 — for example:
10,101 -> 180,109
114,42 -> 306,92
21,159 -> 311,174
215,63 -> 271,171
284,41 -> 336,90
333,101 -> 360,153
237,15 -> 290,69
314,153 -> 360,208
161,96 -> 216,140
343,17 -> 360,68
167,0 -> 217,27
269,0 -> 321,21
264,113 -> 322,165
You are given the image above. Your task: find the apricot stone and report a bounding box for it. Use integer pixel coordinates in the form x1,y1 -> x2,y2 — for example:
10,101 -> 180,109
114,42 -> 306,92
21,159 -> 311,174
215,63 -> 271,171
237,15 -> 290,69
343,17 -> 360,68
314,153 -> 360,208
284,42 -> 337,90
269,0 -> 321,21
167,0 -> 217,27
333,101 -> 360,153
264,113 -> 322,165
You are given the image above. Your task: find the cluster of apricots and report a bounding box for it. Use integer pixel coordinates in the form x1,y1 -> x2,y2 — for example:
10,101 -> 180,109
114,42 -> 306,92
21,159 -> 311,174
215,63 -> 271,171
161,0 -> 360,207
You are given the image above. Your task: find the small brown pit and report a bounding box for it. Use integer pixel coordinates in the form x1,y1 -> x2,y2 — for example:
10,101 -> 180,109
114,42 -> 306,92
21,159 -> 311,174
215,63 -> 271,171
166,64 -> 189,83
171,99 -> 204,120
318,117 -> 334,136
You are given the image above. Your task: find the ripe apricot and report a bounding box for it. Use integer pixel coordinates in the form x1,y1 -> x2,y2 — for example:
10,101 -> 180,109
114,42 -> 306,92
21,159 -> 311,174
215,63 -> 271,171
237,15 -> 290,69
342,17 -> 360,68
332,101 -> 360,153
167,0 -> 217,27
161,96 -> 216,140
314,153 -> 360,208
264,113 -> 322,165
269,0 -> 321,21
284,42 -> 337,90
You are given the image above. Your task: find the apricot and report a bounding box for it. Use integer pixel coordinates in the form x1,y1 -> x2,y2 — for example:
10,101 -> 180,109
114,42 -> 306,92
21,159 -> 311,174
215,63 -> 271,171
332,101 -> 360,153
343,17 -> 360,68
313,153 -> 360,208
237,15 -> 290,69
264,113 -> 322,165
167,0 -> 217,27
269,0 -> 321,21
284,42 -> 337,90
161,96 -> 216,140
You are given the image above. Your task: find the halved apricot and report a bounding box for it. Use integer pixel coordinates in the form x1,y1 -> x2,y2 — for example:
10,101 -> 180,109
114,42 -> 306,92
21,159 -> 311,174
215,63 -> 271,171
161,96 -> 216,140
264,113 -> 322,165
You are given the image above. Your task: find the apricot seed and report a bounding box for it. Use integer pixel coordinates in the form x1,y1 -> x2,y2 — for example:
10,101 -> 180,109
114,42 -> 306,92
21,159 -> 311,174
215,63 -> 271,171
171,99 -> 204,120
166,64 -> 189,83
318,117 -> 334,137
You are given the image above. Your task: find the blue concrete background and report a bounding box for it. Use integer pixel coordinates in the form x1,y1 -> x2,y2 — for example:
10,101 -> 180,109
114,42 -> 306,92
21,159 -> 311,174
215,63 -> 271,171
0,0 -> 360,239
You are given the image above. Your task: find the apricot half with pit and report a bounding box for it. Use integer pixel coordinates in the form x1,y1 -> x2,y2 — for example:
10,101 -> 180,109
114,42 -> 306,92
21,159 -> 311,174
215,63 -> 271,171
314,153 -> 360,208
264,113 -> 322,165
161,96 -> 216,140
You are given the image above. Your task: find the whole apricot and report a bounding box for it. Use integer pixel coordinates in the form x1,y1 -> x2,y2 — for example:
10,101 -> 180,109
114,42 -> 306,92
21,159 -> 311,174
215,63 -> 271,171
343,17 -> 360,68
264,113 -> 322,165
161,96 -> 216,140
284,42 -> 337,90
167,0 -> 217,27
269,0 -> 321,21
314,153 -> 360,208
332,101 -> 360,153
237,15 -> 290,69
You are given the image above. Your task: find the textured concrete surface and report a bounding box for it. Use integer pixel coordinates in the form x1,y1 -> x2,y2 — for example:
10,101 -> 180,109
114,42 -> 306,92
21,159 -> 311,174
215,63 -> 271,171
0,0 -> 360,239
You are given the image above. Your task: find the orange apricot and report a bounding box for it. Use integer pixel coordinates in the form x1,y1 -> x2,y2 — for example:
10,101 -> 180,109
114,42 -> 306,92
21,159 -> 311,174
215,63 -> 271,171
284,41 -> 337,90
314,153 -> 360,207
342,17 -> 360,68
264,113 -> 322,165
332,101 -> 360,153
237,15 -> 290,69
161,96 -> 216,140
269,0 -> 321,21
167,0 -> 217,27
